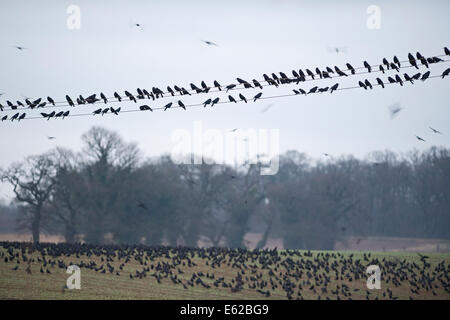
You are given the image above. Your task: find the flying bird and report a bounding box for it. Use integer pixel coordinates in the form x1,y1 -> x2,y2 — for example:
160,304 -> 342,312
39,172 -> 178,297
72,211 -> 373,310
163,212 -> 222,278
415,135 -> 426,142
13,46 -> 28,50
202,40 -> 218,46
388,102 -> 402,119
429,127 -> 442,134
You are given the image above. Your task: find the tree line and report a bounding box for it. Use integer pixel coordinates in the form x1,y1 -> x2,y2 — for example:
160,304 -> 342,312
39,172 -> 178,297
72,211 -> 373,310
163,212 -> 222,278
1,126 -> 449,248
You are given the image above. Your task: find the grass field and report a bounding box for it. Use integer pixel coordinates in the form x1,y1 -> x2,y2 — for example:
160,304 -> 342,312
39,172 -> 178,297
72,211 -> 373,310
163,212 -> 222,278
0,242 -> 449,300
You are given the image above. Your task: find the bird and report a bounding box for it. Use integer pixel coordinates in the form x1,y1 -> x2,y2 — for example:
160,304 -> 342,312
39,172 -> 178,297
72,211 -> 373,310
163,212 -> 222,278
253,93 -> 262,102
100,93 -> 108,104
47,136 -> 56,140
110,107 -> 121,115
346,63 -> 355,74
164,102 -> 173,111
214,80 -> 221,91
10,113 -> 19,121
329,83 -> 339,94
393,56 -> 401,67
62,111 -> 70,119
114,92 -> 122,102
140,105 -> 152,111
388,102 -> 402,119
364,79 -> 373,89
421,71 -> 430,81
404,73 -> 414,84
66,95 -> 75,107
376,78 -> 385,89
202,40 -> 218,46
178,100 -> 186,110
228,95 -> 237,103
211,97 -> 220,106
445,47 -> 450,56
441,68 -> 450,79
415,135 -> 426,142
92,108 -> 102,115
239,94 -> 247,103
226,84 -> 236,92
358,81 -> 367,90
334,67 -> 347,77
13,46 -> 28,50
363,61 -> 371,72
47,97 -> 55,106
395,74 -> 403,86
1,115 -> 7,121
253,79 -> 263,89
379,65 -> 385,74
137,202 -> 148,210
429,127 -> 442,134
18,113 -> 26,121
202,99 -> 212,108
308,86 -> 318,94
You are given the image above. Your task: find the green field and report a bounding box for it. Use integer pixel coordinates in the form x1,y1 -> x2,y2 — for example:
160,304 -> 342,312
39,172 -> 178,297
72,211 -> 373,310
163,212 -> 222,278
0,242 -> 449,300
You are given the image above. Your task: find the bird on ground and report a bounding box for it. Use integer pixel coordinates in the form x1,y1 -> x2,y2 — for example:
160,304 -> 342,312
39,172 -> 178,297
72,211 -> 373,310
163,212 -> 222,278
415,135 -> 426,142
429,127 -> 442,134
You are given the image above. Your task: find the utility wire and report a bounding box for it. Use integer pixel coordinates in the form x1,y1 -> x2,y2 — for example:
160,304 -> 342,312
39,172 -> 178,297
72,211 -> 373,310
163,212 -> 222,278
3,74 -> 446,123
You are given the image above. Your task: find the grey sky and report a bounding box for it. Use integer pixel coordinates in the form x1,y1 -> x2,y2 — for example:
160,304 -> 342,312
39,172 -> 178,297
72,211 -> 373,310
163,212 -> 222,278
0,0 -> 449,200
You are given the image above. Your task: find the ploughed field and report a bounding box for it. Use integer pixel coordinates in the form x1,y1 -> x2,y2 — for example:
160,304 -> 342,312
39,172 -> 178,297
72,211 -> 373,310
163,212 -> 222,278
0,241 -> 449,300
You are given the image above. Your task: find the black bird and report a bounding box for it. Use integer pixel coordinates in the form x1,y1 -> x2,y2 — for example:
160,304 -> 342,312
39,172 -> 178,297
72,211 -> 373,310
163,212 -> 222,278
136,88 -> 144,99
306,69 -> 315,79
62,111 -> 70,119
214,80 -> 221,91
167,86 -> 175,96
18,113 -> 25,121
412,72 -> 421,80
10,113 -> 19,121
330,83 -> 339,93
445,47 -> 450,56
66,95 -> 74,107
178,100 -> 186,110
298,88 -> 306,95
379,65 -> 385,74
164,102 -> 173,111
315,67 -> 323,79
55,111 -> 64,119
376,78 -> 385,88
404,73 -> 414,84
201,81 -> 209,91
137,202 -> 148,210
86,94 -> 99,104
334,66 -> 347,77
358,81 -> 367,90
419,57 -> 429,68
239,94 -> 247,103
346,63 -> 355,74
46,111 -> 56,120
421,71 -> 430,81
100,93 -> 108,104
140,105 -> 153,111
429,127 -> 442,134
114,92 -> 122,102
202,99 -> 212,108
415,135 -> 426,142
253,79 -> 263,89
395,74 -> 403,86
47,97 -> 55,106
92,108 -> 102,115
441,68 -> 450,79
308,86 -> 318,94
363,61 -> 371,72
226,84 -> 236,92
364,79 -> 373,89
390,63 -> 399,72
388,76 -> 396,84
211,97 -> 220,106
0,103 -> 3,111
382,58 -> 390,69
326,67 -> 334,74
110,107 -> 121,115
393,56 -> 401,67
228,95 -> 237,103
1,115 -> 7,121
253,92 -> 262,102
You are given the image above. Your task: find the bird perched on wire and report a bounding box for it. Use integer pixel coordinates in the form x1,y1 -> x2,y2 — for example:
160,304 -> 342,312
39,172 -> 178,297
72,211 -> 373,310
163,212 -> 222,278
140,105 -> 153,111
376,78 -> 385,89
66,95 -> 75,107
346,63 -> 355,74
442,68 -> 450,79
178,100 -> 186,110
330,83 -> 339,93
110,107 -> 121,115
239,94 -> 247,103
228,95 -> 237,103
164,102 -> 173,111
421,71 -> 430,81
363,61 -> 371,73
253,92 -> 262,102
211,97 -> 220,107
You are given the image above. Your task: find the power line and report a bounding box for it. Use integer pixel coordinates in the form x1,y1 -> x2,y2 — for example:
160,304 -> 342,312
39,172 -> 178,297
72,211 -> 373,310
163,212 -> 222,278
1,51 -> 448,112
3,74 -> 446,123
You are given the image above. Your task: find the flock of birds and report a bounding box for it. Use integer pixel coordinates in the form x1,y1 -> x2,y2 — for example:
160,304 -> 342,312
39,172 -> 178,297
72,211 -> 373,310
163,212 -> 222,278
1,241 -> 449,300
1,48 -> 449,126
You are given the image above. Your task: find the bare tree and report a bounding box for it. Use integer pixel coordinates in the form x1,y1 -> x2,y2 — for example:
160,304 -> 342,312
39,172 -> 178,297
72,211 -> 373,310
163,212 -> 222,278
1,153 -> 56,243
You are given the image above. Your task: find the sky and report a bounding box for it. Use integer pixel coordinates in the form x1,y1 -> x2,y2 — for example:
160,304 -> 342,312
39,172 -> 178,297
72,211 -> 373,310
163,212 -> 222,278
0,0 -> 449,200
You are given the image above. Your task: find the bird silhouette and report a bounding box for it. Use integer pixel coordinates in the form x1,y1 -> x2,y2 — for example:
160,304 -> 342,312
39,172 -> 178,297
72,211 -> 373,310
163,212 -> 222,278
164,102 -> 173,111
253,93 -> 262,102
363,61 -> 371,72
346,63 -> 355,74
239,94 -> 247,103
376,78 -> 385,88
140,105 -> 153,111
421,71 -> 430,81
442,68 -> 450,79
114,92 -> 122,102
228,95 -> 237,103
47,97 -> 55,106
214,80 -> 221,91
211,97 -> 220,106
330,83 -> 339,93
100,93 -> 108,104
202,40 -> 218,46
429,127 -> 442,134
178,100 -> 186,110
415,135 -> 426,142
203,99 -> 212,108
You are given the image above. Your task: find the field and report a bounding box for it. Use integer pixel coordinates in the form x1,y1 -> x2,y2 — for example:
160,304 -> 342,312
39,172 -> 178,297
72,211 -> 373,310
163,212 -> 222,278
0,241 -> 449,300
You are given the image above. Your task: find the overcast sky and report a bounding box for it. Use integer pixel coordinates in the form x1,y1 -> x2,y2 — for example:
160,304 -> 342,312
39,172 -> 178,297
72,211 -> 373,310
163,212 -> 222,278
0,0 -> 449,200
